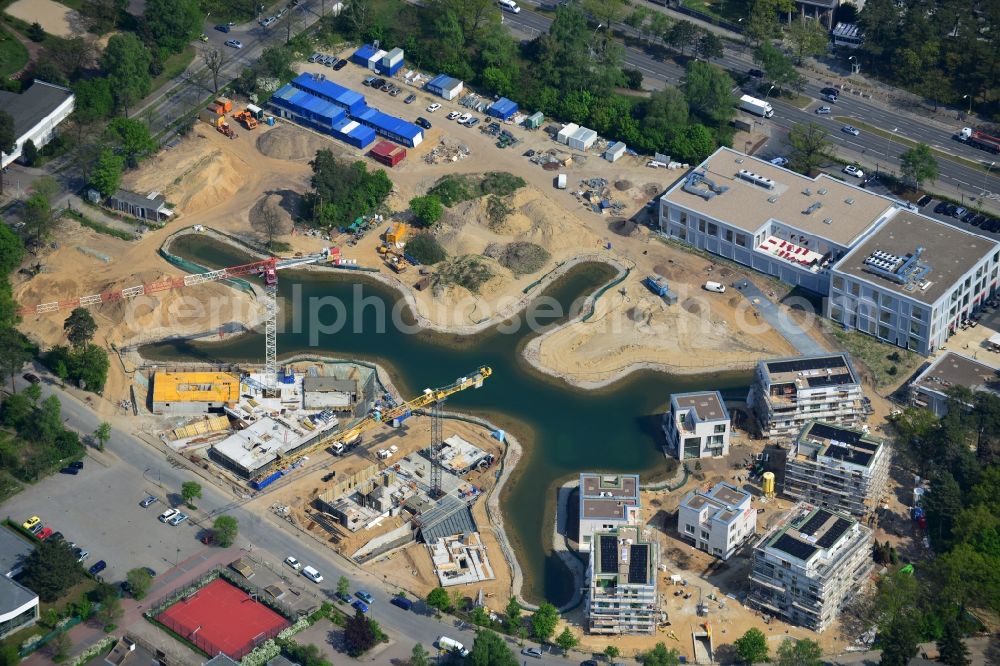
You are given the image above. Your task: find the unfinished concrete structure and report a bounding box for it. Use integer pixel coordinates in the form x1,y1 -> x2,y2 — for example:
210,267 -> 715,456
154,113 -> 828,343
585,525 -> 659,635
662,391 -> 731,459
578,473 -> 641,552
302,377 -> 359,411
428,532 -> 496,587
748,504 -> 874,631
747,354 -> 867,438
677,482 -> 756,560
784,421 -> 890,517
152,371 -> 240,415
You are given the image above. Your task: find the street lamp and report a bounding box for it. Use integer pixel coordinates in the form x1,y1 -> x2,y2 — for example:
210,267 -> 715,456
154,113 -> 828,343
886,127 -> 898,160
848,55 -> 859,74
964,94 -> 973,116
764,83 -> 776,101
984,161 -> 996,197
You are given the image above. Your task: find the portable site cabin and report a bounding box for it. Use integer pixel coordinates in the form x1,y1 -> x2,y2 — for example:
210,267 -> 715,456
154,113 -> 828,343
213,97 -> 233,113
605,141 -> 626,162
368,49 -> 387,70
523,111 -> 544,129
246,104 -> 264,120
567,126 -> 597,150
556,123 -> 579,144
351,44 -> 380,67
199,109 -> 225,127
369,140 -> 407,167
426,74 -> 464,101
376,47 -> 404,76
487,97 -> 519,120
386,222 -> 410,244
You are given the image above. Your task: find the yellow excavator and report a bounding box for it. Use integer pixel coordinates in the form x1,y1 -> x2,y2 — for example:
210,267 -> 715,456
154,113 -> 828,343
253,366 -> 492,481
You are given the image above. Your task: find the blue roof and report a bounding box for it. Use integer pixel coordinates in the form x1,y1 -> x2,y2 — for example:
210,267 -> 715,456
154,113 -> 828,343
292,74 -> 366,113
427,74 -> 461,90
489,97 -> 518,118
353,107 -> 421,141
353,44 -> 379,61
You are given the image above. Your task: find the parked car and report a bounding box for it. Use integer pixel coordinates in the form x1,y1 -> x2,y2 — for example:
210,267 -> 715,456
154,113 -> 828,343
22,373 -> 39,384
158,508 -> 179,523
389,88 -> 400,97
945,203 -> 957,216
404,94 -> 417,104
371,78 -> 386,88
333,59 -> 348,70
29,523 -> 44,536
769,157 -> 788,167
49,532 -> 64,543
953,206 -> 968,218
352,600 -> 369,613
22,516 -> 40,530
747,68 -> 763,78
815,105 -> 832,115
972,214 -> 987,227
225,39 -> 243,49
285,556 -> 302,570
260,17 -> 277,27
302,566 -> 324,583
88,560 -> 107,575
821,87 -> 838,96
59,466 -> 79,475
934,201 -> 949,214
521,647 -> 543,658
36,527 -> 53,540
390,595 -> 413,610
842,125 -> 860,136
335,591 -> 352,603
363,76 -> 376,86
824,93 -> 838,102
140,496 -> 158,508
843,164 -> 865,178
168,512 -> 188,526
355,590 -> 374,604
214,24 -> 231,33
70,461 -> 83,469
465,117 -> 480,127
426,103 -> 441,113
416,117 -> 432,129
457,112 -> 471,123
73,547 -> 89,562
963,210 -> 978,223
307,52 -> 321,63
380,82 -> 392,92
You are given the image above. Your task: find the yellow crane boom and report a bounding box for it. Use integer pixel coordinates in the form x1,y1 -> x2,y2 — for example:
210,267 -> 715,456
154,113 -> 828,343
263,366 -> 492,477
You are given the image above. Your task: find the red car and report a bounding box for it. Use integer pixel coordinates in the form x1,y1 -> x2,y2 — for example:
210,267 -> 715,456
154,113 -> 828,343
36,527 -> 53,540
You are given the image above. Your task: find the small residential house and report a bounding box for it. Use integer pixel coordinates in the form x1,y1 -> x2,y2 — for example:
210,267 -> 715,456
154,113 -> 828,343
109,189 -> 172,223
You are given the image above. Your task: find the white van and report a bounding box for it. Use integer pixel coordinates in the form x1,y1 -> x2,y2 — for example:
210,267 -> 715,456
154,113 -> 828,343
302,566 -> 324,583
436,636 -> 469,657
703,281 -> 726,293
158,508 -> 178,523
499,0 -> 521,13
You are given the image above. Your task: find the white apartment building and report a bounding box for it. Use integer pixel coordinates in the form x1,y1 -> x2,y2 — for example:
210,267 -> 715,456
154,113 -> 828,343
659,147 -> 899,295
662,391 -> 731,459
785,421 -> 890,517
677,482 -> 756,560
828,212 -> 1000,355
578,473 -> 641,552
748,504 -> 874,631
910,351 -> 1000,417
747,353 -> 867,438
586,525 -> 659,635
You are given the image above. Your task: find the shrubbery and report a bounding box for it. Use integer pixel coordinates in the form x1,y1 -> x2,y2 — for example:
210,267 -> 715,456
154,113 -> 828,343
405,234 -> 447,265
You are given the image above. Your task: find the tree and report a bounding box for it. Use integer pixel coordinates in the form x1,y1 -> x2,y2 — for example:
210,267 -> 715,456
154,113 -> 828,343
937,620 -> 970,666
668,21 -> 700,56
202,49 -> 227,94
252,199 -> 290,248
96,594 -> 122,629
125,567 -> 153,599
788,122 -> 832,174
344,609 -> 377,656
258,45 -> 295,80
82,0 -> 126,34
754,42 -> 804,92
426,586 -> 451,612
734,627 -> 769,665
64,308 -> 98,348
48,37 -> 97,80
101,34 -> 152,116
530,602 -> 559,642
308,151 -> 392,228
695,32 -> 724,61
410,195 -> 444,227
105,117 -> 156,168
605,646 -> 621,660
504,595 -> 521,628
775,638 -> 822,666
878,617 -> 920,666
409,643 -> 430,666
23,193 -> 55,246
91,149 -> 124,198
0,223 -> 23,274
683,60 -> 735,126
0,642 -> 22,666
468,629 -> 518,666
337,575 -> 350,597
555,627 -> 578,654
50,630 -> 70,662
144,0 -> 201,53
746,0 -> 794,44
899,143 -> 939,189
0,111 -> 16,195
27,22 -> 45,42
181,480 -> 202,506
641,643 -> 680,666
671,124 -> 716,163
20,540 -> 85,602
924,471 -> 963,548
73,78 -> 114,123
786,18 -> 829,64
94,422 -> 111,451
0,327 -> 30,392
21,140 -> 38,167
213,515 -> 238,547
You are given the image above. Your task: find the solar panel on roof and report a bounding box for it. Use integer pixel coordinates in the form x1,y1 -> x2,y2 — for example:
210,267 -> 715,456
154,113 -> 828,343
773,533 -> 818,560
628,545 -> 648,584
767,356 -> 848,376
798,511 -> 830,536
600,535 -> 618,574
810,422 -> 863,445
817,517 -> 851,548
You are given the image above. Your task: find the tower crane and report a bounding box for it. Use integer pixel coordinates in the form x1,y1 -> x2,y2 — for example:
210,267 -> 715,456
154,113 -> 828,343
16,247 -> 343,395
258,366 -> 493,485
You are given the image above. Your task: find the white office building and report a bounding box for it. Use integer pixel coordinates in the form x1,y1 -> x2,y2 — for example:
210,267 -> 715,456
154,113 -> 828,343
0,80 -> 74,168
677,482 -> 756,560
748,504 -> 874,631
662,391 -> 731,459
784,421 -> 890,517
578,473 -> 641,552
747,353 -> 867,438
910,351 -> 1000,416
585,525 -> 658,635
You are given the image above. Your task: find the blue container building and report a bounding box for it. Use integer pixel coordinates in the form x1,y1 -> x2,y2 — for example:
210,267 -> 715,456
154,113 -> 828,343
292,73 -> 367,116
487,97 -> 519,120
352,106 -> 424,147
351,44 -> 380,67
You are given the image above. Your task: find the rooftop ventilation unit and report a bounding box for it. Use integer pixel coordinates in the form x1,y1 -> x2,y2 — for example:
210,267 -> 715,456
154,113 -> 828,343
767,195 -> 778,203
845,198 -> 855,205
682,171 -> 730,201
803,202 -> 823,215
823,218 -> 833,224
803,188 -> 813,195
737,169 -> 776,190
818,188 -> 828,195
863,246 -> 932,286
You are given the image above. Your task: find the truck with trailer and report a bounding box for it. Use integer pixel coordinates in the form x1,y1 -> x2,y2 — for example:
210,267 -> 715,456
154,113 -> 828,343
957,127 -> 1000,154
738,94 -> 774,118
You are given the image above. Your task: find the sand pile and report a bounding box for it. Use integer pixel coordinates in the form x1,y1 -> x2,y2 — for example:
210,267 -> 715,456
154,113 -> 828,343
249,194 -> 294,238
610,218 -> 638,236
124,144 -> 248,216
256,125 -> 330,161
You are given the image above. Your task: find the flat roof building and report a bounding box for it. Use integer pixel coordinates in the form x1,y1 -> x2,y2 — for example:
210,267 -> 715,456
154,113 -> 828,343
585,526 -> 658,635
678,482 -> 756,560
209,414 -> 338,478
748,504 -> 873,631
0,575 -> 38,639
578,473 -> 641,552
828,212 -> 1000,355
748,354 -> 867,438
152,371 -> 240,415
910,351 -> 1000,416
784,421 -> 890,517
0,80 -> 74,168
302,377 -> 359,411
663,391 -> 731,459
0,528 -> 33,578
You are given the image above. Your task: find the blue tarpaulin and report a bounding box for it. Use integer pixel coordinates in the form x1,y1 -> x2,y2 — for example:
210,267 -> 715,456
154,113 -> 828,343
487,97 -> 518,120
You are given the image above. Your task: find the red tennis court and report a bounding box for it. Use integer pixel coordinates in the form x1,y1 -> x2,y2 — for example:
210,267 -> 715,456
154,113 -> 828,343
156,578 -> 290,658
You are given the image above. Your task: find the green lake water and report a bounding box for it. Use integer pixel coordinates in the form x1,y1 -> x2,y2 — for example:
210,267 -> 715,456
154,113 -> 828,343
143,235 -> 751,604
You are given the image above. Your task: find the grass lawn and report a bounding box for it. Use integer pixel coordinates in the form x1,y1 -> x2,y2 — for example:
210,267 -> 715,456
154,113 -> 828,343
679,0 -> 745,24
825,322 -> 923,390
0,576 -> 99,654
149,46 -> 196,96
0,24 -> 27,78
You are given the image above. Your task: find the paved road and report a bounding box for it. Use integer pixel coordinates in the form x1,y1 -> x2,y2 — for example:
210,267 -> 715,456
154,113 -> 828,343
1,370 -> 596,666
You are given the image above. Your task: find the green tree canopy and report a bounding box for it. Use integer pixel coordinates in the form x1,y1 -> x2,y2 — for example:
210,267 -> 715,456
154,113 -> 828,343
344,609 -> 378,656
734,627 -> 769,664
426,586 -> 451,612
785,18 -> 829,64
212,515 -> 238,547
555,627 -> 578,654
899,143 -> 939,189
409,642 -> 430,666
641,642 -> 680,666
468,629 -> 518,666
936,619 -> 970,666
91,149 -> 124,198
21,540 -> 84,602
530,602 -> 559,642
64,308 -> 98,348
144,0 -> 201,53
409,195 -> 444,227
105,117 -> 156,168
0,224 -> 24,274
683,60 -> 735,126
754,42 -> 804,92
22,193 -> 55,246
775,637 -> 823,666
125,567 -> 153,599
181,481 -> 202,504
101,34 -> 152,116
307,151 -> 393,229
787,122 -> 832,174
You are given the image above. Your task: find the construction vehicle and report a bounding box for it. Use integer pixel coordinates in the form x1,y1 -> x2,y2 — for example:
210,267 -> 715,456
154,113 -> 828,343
958,127 -> 1000,154
217,122 -> 237,139
233,109 -> 258,130
385,256 -> 407,274
17,247 -> 343,396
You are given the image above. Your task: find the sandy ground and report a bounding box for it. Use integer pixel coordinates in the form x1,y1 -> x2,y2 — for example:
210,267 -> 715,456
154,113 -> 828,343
5,0 -> 80,37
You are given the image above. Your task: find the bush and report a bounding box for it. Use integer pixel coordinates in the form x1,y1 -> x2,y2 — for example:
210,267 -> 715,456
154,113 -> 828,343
405,233 -> 447,265
27,23 -> 45,42
427,175 -> 477,207
409,195 -> 443,226
438,255 -> 494,294
479,172 -> 526,197
486,241 -> 550,276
